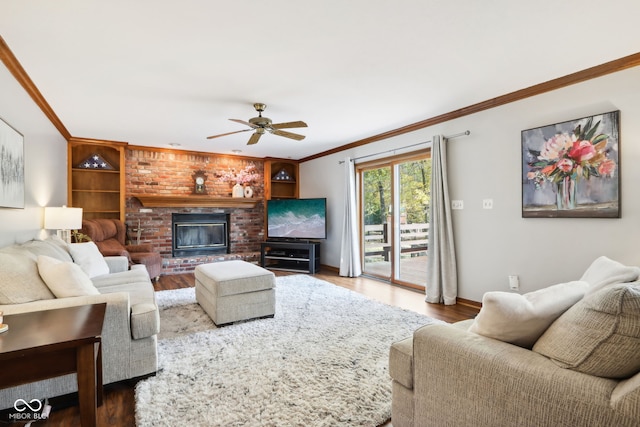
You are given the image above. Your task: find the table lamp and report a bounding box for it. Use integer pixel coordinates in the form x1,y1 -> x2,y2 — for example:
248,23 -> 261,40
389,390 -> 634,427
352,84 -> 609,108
44,206 -> 83,243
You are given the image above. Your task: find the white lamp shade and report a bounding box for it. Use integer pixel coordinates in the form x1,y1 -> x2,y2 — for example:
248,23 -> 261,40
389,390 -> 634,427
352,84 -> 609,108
44,206 -> 83,230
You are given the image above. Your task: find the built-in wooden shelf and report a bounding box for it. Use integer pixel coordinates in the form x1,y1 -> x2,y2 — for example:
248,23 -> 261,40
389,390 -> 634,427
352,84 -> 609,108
68,138 -> 126,221
132,195 -> 262,208
264,159 -> 299,200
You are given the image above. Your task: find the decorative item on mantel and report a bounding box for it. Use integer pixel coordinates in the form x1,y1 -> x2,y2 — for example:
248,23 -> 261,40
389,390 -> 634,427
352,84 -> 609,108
218,164 -> 259,198
192,170 -> 208,194
232,183 -> 244,198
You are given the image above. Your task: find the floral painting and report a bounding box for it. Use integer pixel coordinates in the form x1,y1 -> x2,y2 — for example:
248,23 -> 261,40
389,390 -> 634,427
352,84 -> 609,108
522,111 -> 620,218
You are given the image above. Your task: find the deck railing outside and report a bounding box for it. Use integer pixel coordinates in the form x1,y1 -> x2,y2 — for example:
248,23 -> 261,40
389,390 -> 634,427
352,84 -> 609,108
364,223 -> 429,262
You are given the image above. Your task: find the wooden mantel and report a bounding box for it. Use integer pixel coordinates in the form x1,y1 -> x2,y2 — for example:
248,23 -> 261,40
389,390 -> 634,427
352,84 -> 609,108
132,195 -> 262,208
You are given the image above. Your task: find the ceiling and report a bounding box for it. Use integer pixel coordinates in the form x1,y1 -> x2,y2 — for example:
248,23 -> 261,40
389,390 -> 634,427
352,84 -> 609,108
1,1 -> 640,160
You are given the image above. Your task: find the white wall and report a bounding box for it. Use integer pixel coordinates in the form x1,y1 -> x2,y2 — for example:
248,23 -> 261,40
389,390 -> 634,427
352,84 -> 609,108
0,62 -> 67,246
300,66 -> 640,302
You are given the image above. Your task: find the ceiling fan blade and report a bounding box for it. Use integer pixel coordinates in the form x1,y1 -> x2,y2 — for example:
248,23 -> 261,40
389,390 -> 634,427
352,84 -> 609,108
247,132 -> 262,145
229,118 -> 258,128
270,129 -> 306,141
270,121 -> 308,129
206,129 -> 252,139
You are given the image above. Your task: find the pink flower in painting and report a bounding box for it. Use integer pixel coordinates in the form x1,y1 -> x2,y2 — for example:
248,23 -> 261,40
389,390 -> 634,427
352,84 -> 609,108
539,133 -> 573,161
556,158 -> 574,173
598,159 -> 616,177
568,140 -> 596,162
526,116 -> 616,198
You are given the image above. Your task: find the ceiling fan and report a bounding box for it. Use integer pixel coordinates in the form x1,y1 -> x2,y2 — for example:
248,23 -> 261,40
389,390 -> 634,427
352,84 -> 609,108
206,103 -> 307,145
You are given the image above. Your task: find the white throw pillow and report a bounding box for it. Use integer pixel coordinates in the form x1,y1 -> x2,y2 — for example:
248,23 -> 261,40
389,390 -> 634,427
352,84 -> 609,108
580,256 -> 640,296
68,241 -> 110,278
468,281 -> 589,348
0,251 -> 55,304
37,255 -> 100,298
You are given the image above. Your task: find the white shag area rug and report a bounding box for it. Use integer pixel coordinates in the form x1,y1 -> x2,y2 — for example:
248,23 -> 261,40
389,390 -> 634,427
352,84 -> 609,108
135,275 -> 443,427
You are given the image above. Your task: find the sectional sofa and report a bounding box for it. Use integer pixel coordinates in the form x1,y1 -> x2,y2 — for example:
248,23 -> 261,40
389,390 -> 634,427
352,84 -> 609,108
0,236 -> 159,410
390,257 -> 640,426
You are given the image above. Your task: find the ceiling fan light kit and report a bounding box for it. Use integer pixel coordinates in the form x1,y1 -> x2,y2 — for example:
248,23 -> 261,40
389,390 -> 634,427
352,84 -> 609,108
207,103 -> 307,145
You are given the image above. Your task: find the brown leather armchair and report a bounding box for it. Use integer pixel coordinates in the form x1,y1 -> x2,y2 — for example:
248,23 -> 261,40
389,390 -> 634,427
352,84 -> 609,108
80,219 -> 162,280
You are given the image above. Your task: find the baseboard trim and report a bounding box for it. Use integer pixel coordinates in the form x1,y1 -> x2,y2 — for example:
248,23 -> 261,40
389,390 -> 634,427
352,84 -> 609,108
320,264 -> 339,273
456,297 -> 482,309
321,264 -> 481,307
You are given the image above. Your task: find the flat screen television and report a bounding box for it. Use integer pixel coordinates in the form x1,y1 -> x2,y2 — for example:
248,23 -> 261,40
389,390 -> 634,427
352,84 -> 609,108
267,198 -> 327,240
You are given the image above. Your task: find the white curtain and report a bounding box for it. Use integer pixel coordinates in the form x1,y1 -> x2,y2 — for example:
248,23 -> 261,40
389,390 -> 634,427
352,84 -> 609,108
339,157 -> 362,277
426,135 -> 458,305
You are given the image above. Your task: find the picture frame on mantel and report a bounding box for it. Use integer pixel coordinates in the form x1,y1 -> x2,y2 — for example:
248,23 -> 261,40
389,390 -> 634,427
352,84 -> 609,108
0,117 -> 25,209
521,110 -> 620,218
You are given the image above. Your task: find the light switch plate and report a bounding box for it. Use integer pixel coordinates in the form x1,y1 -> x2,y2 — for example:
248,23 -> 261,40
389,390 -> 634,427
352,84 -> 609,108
451,200 -> 464,210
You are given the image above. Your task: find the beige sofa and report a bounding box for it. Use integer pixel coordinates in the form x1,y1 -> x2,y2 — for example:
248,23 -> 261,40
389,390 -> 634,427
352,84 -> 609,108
0,237 -> 159,410
390,273 -> 640,427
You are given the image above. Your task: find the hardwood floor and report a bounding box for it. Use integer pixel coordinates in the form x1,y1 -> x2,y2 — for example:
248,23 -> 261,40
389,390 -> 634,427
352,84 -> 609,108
30,268 -> 478,426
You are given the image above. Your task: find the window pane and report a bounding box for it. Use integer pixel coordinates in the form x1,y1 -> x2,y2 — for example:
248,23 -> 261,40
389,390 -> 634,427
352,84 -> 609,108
397,159 -> 430,286
362,166 -> 391,279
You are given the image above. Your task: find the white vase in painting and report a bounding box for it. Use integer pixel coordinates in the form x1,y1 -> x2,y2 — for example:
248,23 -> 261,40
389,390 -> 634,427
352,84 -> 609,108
243,185 -> 253,198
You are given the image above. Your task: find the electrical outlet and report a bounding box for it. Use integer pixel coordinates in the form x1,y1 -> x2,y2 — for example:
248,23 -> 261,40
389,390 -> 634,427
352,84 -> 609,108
508,275 -> 519,290
482,199 -> 493,209
451,200 -> 464,210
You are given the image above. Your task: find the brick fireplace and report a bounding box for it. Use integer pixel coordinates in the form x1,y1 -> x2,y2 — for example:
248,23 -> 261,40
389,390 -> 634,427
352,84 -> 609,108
125,148 -> 265,274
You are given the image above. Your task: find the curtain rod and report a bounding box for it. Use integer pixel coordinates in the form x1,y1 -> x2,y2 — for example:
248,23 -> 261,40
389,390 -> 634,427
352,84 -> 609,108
338,130 -> 470,164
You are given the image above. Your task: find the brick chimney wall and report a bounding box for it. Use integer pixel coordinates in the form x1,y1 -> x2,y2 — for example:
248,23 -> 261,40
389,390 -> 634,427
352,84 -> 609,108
125,148 -> 265,274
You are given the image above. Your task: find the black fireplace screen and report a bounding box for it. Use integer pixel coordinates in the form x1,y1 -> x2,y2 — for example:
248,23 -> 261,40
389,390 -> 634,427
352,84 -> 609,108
172,213 -> 230,256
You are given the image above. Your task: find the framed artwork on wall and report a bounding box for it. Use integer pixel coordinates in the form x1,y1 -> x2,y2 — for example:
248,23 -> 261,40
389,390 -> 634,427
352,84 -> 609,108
0,117 -> 24,209
522,110 -> 620,218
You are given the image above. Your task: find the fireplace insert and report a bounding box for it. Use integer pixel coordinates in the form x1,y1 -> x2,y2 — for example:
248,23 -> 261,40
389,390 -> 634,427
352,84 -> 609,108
171,213 -> 230,257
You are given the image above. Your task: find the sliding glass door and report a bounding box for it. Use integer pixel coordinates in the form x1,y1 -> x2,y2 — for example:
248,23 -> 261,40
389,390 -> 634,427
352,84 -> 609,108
396,159 -> 430,286
359,152 -> 430,289
361,165 -> 392,280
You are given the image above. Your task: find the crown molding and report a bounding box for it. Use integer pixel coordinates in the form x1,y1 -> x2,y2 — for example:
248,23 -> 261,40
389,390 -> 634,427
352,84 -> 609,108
0,36 -> 71,140
300,52 -> 640,163
2,33 -> 638,159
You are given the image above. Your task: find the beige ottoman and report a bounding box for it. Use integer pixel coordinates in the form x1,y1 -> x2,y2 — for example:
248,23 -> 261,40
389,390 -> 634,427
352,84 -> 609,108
195,260 -> 276,326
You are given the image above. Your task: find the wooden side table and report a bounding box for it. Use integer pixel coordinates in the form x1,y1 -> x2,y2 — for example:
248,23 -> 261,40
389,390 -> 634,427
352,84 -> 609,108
0,303 -> 106,427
